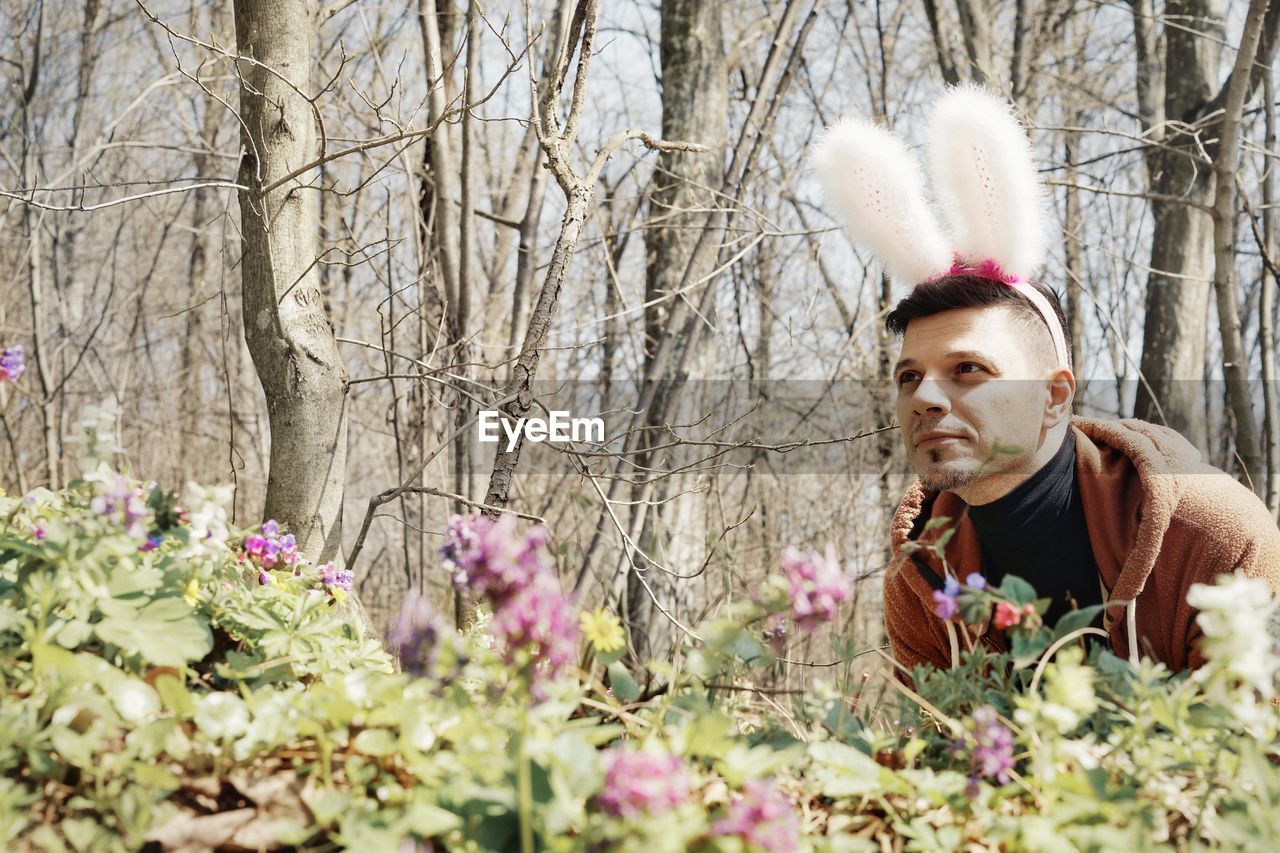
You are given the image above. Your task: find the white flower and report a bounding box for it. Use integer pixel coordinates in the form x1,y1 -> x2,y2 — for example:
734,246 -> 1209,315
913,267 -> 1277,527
1015,647 -> 1097,735
180,481 -> 234,560
408,716 -> 436,752
195,693 -> 251,741
112,679 -> 160,724
1187,574 -> 1280,697
69,399 -> 125,476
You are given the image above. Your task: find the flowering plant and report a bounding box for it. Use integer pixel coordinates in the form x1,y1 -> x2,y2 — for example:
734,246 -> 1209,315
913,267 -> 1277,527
2,428 -> 1278,851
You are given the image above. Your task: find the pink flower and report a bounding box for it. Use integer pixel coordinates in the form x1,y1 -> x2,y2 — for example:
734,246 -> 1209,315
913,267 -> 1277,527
780,544 -> 849,631
443,513 -> 579,700
243,534 -> 268,558
596,750 -> 690,818
712,778 -> 800,852
319,561 -> 354,592
442,513 -> 545,603
243,522 -> 302,571
993,601 -> 1022,631
488,572 -> 579,695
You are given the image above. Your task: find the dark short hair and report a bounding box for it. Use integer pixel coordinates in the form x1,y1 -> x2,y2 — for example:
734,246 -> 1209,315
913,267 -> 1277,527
884,275 -> 1072,369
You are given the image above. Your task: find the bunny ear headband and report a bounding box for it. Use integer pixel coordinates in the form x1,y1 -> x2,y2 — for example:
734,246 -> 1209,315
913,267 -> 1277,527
812,84 -> 1068,370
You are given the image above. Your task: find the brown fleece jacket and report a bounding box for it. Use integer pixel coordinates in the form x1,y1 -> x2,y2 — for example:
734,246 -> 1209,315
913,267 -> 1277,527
883,417 -> 1280,681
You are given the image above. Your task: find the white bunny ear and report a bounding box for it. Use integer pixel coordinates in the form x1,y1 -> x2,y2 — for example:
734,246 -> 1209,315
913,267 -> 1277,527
926,85 -> 1049,278
812,116 -> 953,286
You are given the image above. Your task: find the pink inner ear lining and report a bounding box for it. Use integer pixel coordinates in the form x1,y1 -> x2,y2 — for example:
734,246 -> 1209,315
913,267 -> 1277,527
929,258 -> 1071,370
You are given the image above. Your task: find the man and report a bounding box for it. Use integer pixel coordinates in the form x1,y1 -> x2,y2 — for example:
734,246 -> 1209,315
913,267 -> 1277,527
811,83 -> 1280,680
882,274 -> 1280,678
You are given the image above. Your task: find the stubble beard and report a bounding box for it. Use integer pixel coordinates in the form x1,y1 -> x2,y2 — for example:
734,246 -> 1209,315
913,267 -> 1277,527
917,451 -> 980,493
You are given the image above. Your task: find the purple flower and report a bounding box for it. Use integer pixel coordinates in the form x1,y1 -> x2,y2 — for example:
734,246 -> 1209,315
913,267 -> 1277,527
390,589 -> 443,677
442,513 -> 544,603
319,561 -> 354,592
258,570 -> 273,586
596,750 -> 690,818
243,522 -> 302,570
279,533 -> 299,567
933,589 -> 958,620
90,477 -> 150,538
933,574 -> 963,620
965,572 -> 986,591
780,544 -> 850,631
970,705 -> 1016,784
139,533 -> 164,552
712,778 -> 800,852
1,346 -> 25,382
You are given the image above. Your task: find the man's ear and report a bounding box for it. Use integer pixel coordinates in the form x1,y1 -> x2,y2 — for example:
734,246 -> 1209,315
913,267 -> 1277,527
1044,368 -> 1075,428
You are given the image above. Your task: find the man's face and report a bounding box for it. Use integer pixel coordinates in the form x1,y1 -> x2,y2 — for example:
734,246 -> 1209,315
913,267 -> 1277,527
893,306 -> 1055,494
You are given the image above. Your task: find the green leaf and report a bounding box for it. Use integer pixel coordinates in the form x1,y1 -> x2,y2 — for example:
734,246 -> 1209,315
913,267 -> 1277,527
1010,630 -> 1051,669
999,575 -> 1037,606
353,728 -> 397,757
130,762 -> 182,793
809,740 -> 886,797
153,674 -> 195,718
0,603 -> 25,635
95,596 -> 212,667
302,788 -> 352,827
404,802 -> 462,837
61,817 -> 103,851
104,562 -> 165,597
0,537 -> 45,563
1053,604 -> 1105,639
605,661 -> 640,703
52,618 -> 93,649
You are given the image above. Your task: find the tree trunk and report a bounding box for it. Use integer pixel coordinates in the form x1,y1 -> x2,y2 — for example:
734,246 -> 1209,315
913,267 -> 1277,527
1062,127 -> 1086,411
624,0 -> 727,668
1208,0 -> 1269,492
1131,0 -> 1223,453
1263,67 -> 1280,515
233,0 -> 349,563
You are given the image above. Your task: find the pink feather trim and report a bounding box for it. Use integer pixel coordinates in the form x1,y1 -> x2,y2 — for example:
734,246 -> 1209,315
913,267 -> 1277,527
929,256 -> 1069,369
936,257 -> 1022,285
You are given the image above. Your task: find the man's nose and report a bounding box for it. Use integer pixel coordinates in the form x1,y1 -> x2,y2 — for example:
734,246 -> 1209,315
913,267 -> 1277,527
910,377 -> 952,416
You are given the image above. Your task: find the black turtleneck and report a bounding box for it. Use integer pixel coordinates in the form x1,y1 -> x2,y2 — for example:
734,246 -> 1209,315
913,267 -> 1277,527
967,431 -> 1103,626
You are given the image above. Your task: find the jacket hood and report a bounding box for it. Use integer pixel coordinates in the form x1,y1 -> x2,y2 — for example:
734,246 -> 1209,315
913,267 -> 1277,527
889,416 -> 1206,622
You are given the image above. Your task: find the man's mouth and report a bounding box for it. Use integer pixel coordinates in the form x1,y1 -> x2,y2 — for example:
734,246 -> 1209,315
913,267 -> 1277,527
914,431 -> 969,450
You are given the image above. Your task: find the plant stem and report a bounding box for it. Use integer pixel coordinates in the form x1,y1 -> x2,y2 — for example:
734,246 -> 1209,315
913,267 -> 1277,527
519,711 -> 534,853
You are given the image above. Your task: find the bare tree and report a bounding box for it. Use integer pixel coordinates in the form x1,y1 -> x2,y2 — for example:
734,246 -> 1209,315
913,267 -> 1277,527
233,0 -> 349,562
1131,0 -> 1280,463
1208,0 -> 1270,493
626,0 -> 728,667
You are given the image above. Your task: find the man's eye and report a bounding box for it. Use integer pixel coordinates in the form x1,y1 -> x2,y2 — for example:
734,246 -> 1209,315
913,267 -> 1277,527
896,372 -> 919,386
957,363 -> 986,376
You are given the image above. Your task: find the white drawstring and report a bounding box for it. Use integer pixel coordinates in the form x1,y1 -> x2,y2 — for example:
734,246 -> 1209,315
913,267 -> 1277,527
1126,598 -> 1139,665
944,618 -> 960,668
